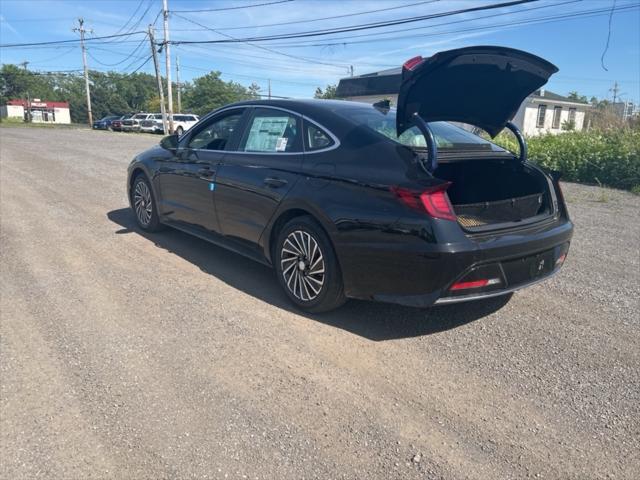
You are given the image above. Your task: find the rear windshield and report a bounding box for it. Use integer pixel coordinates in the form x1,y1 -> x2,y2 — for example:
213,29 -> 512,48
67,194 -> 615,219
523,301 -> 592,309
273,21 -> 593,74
342,106 -> 506,151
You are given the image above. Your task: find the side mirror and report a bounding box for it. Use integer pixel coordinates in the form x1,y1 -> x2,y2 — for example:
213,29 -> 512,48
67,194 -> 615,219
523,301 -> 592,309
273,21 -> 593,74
160,134 -> 179,150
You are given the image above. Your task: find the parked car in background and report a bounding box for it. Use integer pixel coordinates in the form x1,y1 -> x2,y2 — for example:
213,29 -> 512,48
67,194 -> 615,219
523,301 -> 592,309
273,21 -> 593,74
122,113 -> 154,132
126,46 -> 573,313
111,114 -> 133,132
92,115 -> 121,130
140,114 -> 164,134
172,114 -> 199,135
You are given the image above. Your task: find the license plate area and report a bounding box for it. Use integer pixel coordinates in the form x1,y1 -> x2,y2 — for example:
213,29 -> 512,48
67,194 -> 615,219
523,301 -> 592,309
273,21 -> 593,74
502,249 -> 555,286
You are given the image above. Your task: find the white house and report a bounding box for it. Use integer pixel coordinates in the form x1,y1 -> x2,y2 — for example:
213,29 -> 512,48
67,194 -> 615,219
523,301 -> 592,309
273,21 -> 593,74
511,89 -> 588,136
1,99 -> 71,124
335,68 -> 589,136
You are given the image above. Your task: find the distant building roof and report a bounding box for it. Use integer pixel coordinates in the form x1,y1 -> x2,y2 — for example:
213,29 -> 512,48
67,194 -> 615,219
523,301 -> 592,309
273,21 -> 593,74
530,90 -> 589,105
7,99 -> 70,108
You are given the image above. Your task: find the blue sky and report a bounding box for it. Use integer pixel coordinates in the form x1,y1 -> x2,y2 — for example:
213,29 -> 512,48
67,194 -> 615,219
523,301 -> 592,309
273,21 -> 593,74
1,0 -> 639,103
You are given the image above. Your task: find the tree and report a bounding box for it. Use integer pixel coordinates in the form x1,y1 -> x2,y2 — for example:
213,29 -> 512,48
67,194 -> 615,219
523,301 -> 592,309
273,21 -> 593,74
0,64 -> 59,105
247,82 -> 261,99
182,71 -> 256,116
314,84 -> 338,99
567,91 -> 588,103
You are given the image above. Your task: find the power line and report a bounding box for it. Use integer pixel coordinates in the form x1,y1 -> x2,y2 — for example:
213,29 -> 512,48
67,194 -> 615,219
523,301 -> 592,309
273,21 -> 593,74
108,0 -> 145,36
171,12 -> 348,69
261,0 -> 583,48
600,0 -> 617,71
0,30 -> 147,48
87,35 -> 149,67
172,0 -> 438,32
172,0 -> 294,14
262,2 -> 639,49
170,0 -> 543,45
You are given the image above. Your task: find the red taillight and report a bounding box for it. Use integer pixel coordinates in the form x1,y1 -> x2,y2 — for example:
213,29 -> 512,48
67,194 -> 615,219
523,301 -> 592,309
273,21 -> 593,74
420,189 -> 456,221
403,55 -> 424,71
391,183 -> 456,221
450,278 -> 501,291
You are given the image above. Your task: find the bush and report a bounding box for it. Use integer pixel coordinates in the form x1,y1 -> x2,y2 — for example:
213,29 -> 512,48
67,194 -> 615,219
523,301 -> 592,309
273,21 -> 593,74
489,129 -> 640,191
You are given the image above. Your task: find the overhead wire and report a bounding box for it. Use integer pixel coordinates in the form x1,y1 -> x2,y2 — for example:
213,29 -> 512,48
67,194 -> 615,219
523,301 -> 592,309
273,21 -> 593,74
260,2 -> 639,49
171,0 -> 294,14
171,0 -> 439,32
171,12 -> 349,69
0,30 -> 147,48
259,0 -> 584,47
169,0 -> 543,45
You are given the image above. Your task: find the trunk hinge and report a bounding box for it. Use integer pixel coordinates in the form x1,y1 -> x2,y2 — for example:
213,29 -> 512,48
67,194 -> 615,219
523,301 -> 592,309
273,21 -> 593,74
505,121 -> 527,163
412,113 -> 438,172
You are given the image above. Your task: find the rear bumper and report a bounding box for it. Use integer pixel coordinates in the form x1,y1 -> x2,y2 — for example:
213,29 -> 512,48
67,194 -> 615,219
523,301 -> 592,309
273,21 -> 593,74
337,217 -> 573,308
434,267 -> 560,305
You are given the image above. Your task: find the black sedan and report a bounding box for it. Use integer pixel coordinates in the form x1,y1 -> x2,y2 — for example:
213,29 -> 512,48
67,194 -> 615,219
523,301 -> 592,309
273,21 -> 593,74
127,46 -> 573,312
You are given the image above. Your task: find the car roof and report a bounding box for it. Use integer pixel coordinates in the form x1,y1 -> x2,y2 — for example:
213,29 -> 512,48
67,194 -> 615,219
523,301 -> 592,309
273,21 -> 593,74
229,98 -> 371,114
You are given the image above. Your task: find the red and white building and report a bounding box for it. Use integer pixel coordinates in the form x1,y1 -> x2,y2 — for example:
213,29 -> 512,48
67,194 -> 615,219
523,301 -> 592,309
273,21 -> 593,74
1,99 -> 71,124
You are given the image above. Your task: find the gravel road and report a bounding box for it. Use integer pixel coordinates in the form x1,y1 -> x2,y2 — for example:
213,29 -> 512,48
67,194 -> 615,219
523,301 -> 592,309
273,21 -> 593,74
1,127 -> 638,480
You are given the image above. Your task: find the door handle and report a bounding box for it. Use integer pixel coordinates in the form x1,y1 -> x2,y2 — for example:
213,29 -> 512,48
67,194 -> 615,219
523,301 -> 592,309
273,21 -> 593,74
264,177 -> 288,188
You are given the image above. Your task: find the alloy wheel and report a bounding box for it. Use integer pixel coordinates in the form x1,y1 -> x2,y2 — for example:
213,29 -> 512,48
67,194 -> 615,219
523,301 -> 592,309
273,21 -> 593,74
280,230 -> 325,302
133,180 -> 153,227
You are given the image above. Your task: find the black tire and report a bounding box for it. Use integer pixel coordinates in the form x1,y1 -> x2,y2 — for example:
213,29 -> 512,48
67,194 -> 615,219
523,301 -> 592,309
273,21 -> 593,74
131,174 -> 163,232
175,126 -> 184,136
274,216 -> 346,313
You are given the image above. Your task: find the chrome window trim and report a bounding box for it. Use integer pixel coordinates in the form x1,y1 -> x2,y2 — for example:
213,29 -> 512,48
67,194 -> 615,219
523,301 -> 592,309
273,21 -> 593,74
184,104 -> 341,155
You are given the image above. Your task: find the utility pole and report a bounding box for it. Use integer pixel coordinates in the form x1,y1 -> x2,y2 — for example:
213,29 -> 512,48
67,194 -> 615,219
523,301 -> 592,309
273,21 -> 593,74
148,25 -> 168,135
268,79 -> 271,100
176,56 -> 181,114
18,61 -> 29,70
162,0 -> 174,133
349,65 -> 354,77
610,81 -> 620,103
73,18 -> 93,127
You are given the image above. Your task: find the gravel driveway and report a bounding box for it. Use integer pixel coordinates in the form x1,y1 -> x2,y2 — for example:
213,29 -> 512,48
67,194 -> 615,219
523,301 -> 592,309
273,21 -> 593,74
1,126 -> 638,479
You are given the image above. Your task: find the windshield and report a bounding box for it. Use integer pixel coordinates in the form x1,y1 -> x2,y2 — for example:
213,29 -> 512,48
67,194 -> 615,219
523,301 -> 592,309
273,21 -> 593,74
133,114 -> 148,119
342,106 -> 506,151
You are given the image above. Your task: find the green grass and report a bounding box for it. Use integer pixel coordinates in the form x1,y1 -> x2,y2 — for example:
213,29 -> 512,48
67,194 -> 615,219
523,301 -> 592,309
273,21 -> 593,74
0,119 -> 87,129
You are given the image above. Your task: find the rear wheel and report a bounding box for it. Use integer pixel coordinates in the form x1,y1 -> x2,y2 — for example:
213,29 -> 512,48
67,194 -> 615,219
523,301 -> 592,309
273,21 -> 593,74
275,216 -> 346,313
131,175 -> 163,232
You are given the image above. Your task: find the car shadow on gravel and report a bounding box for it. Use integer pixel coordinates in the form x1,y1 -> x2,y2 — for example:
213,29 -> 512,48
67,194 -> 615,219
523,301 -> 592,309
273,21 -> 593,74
108,208 -> 511,341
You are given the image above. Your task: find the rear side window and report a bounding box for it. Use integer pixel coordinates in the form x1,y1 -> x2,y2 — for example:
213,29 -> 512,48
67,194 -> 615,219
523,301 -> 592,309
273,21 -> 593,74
188,110 -> 244,151
242,108 -> 302,153
305,123 -> 334,151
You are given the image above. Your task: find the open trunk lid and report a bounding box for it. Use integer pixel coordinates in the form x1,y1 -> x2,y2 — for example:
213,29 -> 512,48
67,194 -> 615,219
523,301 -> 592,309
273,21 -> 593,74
396,46 -> 558,137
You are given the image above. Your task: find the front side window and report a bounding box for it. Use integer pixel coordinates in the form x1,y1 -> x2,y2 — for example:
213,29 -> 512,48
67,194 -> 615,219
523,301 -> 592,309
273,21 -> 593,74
188,110 -> 244,151
305,123 -> 334,151
537,105 -> 547,128
552,106 -> 562,129
242,109 -> 302,153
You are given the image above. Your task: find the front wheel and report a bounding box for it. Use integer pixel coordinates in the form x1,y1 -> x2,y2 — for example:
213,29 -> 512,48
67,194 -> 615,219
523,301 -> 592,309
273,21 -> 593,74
131,175 -> 163,232
275,216 -> 346,313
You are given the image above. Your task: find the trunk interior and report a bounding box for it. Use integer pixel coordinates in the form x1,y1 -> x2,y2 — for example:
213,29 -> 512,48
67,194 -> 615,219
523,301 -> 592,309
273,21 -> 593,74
434,159 -> 552,230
